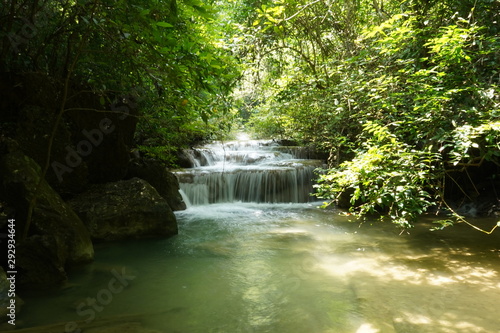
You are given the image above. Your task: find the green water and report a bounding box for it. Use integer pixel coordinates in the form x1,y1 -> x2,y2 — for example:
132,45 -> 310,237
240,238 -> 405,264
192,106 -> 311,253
19,202 -> 500,333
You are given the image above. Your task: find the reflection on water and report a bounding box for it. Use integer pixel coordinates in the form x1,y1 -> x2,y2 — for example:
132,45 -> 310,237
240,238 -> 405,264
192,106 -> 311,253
18,203 -> 500,333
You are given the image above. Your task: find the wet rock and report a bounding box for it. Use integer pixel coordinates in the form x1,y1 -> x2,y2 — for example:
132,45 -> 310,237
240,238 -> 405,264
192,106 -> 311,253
176,148 -> 217,168
272,145 -> 328,160
0,151 -> 94,289
275,139 -> 299,146
69,178 -> 178,241
446,198 -> 500,217
176,149 -> 195,168
127,160 -> 186,211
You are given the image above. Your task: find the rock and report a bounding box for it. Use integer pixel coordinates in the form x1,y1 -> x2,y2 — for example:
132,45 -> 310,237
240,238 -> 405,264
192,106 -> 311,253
176,149 -> 196,168
275,139 -> 299,146
161,171 -> 187,211
0,151 -> 94,286
0,266 -> 24,324
127,160 -> 186,211
1,73 -> 139,195
16,235 -> 67,289
2,72 -> 90,195
68,178 -> 178,241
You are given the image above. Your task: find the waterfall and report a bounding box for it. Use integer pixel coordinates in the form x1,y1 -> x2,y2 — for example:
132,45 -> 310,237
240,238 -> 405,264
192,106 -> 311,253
175,140 -> 324,206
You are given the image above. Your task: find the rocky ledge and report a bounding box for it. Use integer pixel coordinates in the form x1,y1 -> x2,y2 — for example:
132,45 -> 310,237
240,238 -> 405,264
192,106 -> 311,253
68,178 -> 178,242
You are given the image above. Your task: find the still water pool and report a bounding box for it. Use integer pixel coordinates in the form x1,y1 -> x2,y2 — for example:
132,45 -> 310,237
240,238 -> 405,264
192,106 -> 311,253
19,202 -> 500,333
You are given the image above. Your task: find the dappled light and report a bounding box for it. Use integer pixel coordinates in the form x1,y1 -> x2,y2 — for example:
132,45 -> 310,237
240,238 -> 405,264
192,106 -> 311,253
309,222 -> 500,333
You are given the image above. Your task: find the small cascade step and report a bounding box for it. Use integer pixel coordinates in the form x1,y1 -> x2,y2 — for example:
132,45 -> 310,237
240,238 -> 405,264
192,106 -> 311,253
175,140 -> 325,206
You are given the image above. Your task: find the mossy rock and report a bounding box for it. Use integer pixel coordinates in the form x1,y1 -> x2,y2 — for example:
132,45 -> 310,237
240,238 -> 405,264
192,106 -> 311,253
69,178 -> 178,241
0,151 -> 94,289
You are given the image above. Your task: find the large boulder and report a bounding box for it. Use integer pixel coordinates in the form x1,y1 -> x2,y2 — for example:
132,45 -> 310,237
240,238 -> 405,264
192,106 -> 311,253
64,89 -> 138,185
15,104 -> 90,196
1,72 -> 89,195
0,151 -> 94,275
127,160 -> 186,211
0,151 -> 94,289
68,178 -> 178,241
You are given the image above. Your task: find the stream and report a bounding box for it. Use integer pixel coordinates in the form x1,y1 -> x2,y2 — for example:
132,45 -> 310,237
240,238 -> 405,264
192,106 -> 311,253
18,139 -> 500,333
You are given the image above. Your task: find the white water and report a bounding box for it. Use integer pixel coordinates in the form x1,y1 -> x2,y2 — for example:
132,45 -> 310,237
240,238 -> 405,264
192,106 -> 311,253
175,140 -> 324,206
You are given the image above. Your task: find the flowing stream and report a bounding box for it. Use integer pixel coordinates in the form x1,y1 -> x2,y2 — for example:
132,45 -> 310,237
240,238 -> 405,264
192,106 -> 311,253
175,139 -> 323,205
18,139 -> 500,333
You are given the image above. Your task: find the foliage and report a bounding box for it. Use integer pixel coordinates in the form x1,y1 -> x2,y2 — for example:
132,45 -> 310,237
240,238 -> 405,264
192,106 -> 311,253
315,123 -> 441,229
446,121 -> 500,166
0,0 -> 241,164
228,0 -> 500,230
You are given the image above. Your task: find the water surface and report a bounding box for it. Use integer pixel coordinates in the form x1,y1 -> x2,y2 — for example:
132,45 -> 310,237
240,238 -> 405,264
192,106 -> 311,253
20,202 -> 500,333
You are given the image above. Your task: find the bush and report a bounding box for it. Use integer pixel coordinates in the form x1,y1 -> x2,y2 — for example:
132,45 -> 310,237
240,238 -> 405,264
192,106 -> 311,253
315,122 -> 442,229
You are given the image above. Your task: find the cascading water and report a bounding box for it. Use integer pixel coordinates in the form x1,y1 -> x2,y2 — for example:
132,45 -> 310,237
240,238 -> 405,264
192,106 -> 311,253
175,140 -> 324,206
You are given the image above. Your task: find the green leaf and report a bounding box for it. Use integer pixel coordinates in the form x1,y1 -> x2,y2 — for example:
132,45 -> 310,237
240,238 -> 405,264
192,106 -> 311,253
157,22 -> 174,28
